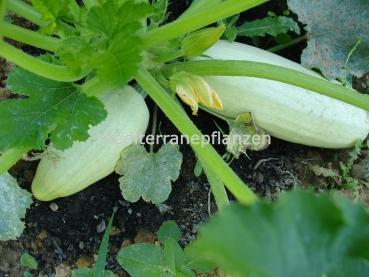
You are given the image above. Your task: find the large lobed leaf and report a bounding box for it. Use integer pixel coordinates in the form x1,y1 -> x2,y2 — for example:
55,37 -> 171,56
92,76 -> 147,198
187,189 -> 369,277
288,0 -> 369,80
0,67 -> 107,152
0,173 -> 32,241
0,68 -> 107,152
32,0 -> 156,88
115,144 -> 183,204
31,0 -> 81,34
56,0 -> 155,88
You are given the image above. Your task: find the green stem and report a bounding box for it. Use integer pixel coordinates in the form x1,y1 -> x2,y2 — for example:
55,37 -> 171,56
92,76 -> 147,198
80,76 -> 116,97
142,0 -> 269,48
7,0 -> 46,27
180,0 -> 222,18
268,35 -> 307,53
0,22 -> 60,52
82,0 -> 98,10
0,40 -> 85,82
162,60 -> 369,112
135,68 -> 257,205
153,50 -> 184,63
0,0 -> 6,25
200,105 -> 233,122
0,148 -> 28,175
200,158 -> 229,210
80,77 -> 100,96
95,213 -> 114,276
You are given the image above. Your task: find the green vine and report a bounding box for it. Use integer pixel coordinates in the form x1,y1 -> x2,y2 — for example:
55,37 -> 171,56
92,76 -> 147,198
162,60 -> 369,112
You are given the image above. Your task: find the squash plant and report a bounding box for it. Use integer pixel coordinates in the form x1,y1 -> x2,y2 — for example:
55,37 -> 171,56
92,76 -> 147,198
0,0 -> 369,227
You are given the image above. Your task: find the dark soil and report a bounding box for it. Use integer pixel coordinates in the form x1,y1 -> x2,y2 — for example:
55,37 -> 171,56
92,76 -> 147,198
1,1 -> 368,276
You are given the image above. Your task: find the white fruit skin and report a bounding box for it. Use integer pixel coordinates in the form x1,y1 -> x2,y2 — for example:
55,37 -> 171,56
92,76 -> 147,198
203,40 -> 369,148
32,86 -> 149,201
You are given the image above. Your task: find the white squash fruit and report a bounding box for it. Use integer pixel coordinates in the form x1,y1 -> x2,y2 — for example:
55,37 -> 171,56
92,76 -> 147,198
203,40 -> 369,148
32,86 -> 149,201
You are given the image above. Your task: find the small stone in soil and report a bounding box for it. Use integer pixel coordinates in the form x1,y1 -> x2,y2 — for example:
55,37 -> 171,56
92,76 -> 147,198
76,256 -> 94,268
79,241 -> 84,250
156,203 -> 172,214
54,263 -> 72,277
121,239 -> 131,248
110,227 -> 122,236
119,200 -> 130,207
49,203 -> 59,212
96,220 -> 106,233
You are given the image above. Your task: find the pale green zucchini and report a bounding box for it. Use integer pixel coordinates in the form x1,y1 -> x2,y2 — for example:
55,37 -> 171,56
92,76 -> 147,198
32,86 -> 149,201
202,40 -> 369,148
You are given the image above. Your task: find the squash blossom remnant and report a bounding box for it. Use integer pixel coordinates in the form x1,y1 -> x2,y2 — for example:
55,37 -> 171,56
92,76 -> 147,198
226,113 -> 270,158
170,72 -> 223,115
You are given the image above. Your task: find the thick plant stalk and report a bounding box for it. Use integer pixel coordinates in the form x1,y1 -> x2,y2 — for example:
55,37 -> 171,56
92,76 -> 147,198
7,0 -> 46,26
200,158 -> 229,210
0,23 -> 60,52
143,0 -> 268,47
0,40 -> 84,82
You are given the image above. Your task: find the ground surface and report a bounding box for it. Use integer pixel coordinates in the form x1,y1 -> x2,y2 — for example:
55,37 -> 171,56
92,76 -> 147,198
1,1 -> 369,276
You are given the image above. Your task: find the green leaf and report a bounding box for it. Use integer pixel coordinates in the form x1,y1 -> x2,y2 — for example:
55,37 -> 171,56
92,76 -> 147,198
164,239 -> 195,277
0,173 -> 32,241
288,0 -> 369,79
222,15 -> 240,42
31,0 -> 81,34
224,25 -> 238,42
85,1 -> 153,36
184,246 -> 217,275
157,221 -> 182,243
117,243 -> 167,277
93,26 -> 142,88
118,221 -> 197,277
164,239 -> 185,272
188,189 -> 369,277
238,16 -> 300,38
0,67 -> 107,151
95,214 -> 114,277
150,0 -> 170,26
20,253 -> 38,270
117,242 -> 195,277
57,0 -> 154,87
115,144 -> 183,204
275,33 -> 292,45
57,36 -> 96,75
88,1 -> 154,85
